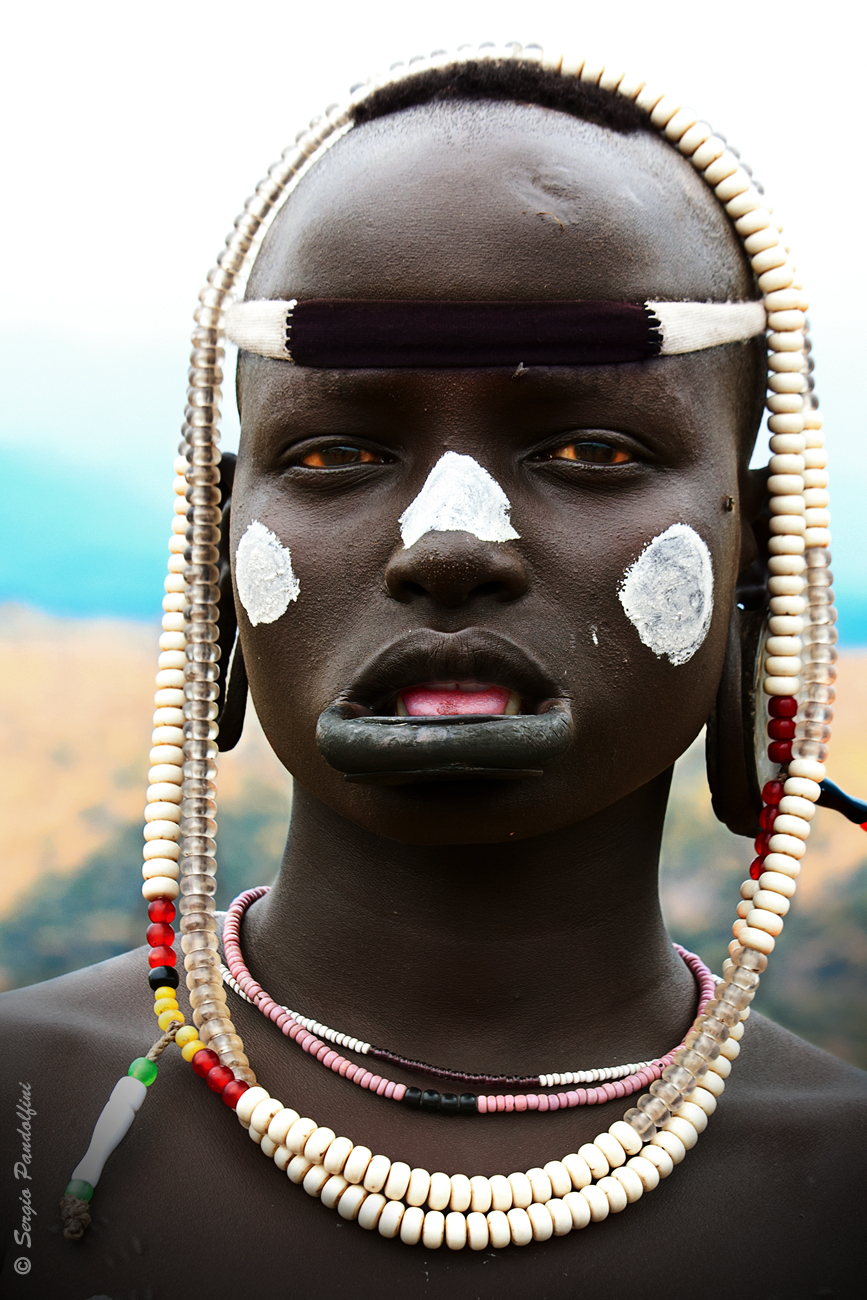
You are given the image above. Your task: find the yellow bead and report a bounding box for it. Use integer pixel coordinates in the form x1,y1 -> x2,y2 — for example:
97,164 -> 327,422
154,997 -> 179,1016
158,1009 -> 184,1031
175,1025 -> 199,1048
181,1038 -> 207,1062
153,986 -> 176,1001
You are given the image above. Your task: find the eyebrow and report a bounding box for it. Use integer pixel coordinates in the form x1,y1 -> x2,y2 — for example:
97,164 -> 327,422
226,298 -> 766,369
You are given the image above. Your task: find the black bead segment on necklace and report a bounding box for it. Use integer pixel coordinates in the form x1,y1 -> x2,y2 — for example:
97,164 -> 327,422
402,1086 -> 478,1114
148,965 -> 179,991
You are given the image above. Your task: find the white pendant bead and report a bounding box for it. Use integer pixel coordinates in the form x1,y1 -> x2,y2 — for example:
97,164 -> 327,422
142,876 -> 180,901
323,1135 -> 353,1174
357,1193 -> 386,1231
287,1155 -> 313,1184
250,1097 -> 284,1135
611,1165 -> 644,1203
546,1198 -> 574,1236
321,1173 -> 349,1209
526,1167 -> 553,1203
449,1173 -> 472,1212
422,1210 -> 445,1248
489,1173 -> 514,1210
736,926 -> 775,954
399,1206 -> 425,1245
285,1117 -> 318,1155
626,1155 -> 660,1191
650,1130 -> 687,1164
406,1167 -> 431,1206
784,777 -> 821,802
384,1161 -> 411,1201
527,1201 -> 555,1240
363,1154 -> 392,1194
343,1145 -> 373,1185
759,872 -> 797,898
639,1143 -> 674,1177
507,1207 -> 534,1245
486,1209 -> 512,1248
746,908 -> 785,936
428,1171 -> 451,1211
690,1086 -> 718,1116
338,1184 -> 367,1221
303,1164 -> 331,1198
675,1101 -> 709,1133
377,1199 -> 405,1239
543,1160 -> 573,1198
580,1184 -> 610,1222
507,1171 -> 533,1208
577,1143 -> 609,1179
445,1209 -> 468,1250
469,1175 -> 493,1212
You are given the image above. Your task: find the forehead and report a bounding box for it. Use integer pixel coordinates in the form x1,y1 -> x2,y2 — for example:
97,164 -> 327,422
247,98 -> 752,304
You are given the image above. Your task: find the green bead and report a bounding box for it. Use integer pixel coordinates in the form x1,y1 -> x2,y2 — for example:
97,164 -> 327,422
65,1179 -> 94,1202
128,1057 -> 158,1086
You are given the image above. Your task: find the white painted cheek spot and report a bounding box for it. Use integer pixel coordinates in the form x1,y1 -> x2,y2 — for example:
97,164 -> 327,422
398,451 -> 520,549
235,520 -> 300,627
618,523 -> 714,666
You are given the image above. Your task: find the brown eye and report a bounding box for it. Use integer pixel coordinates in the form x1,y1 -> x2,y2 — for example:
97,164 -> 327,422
301,445 -> 383,468
545,441 -> 632,465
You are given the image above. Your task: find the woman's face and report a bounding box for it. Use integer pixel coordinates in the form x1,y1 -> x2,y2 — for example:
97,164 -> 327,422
231,100 -> 764,844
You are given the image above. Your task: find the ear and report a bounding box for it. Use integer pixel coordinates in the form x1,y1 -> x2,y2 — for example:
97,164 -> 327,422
705,466 -> 770,837
215,452 -> 248,752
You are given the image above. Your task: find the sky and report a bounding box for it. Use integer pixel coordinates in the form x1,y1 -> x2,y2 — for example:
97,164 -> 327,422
2,0 -> 865,636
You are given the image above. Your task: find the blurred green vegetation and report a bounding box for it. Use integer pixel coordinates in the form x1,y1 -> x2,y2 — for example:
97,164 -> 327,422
2,746 -> 865,1070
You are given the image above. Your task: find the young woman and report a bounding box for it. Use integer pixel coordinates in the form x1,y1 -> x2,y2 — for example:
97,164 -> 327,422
2,50 -> 864,1299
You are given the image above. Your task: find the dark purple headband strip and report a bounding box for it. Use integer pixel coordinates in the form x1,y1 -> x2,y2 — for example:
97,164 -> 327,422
289,299 -> 662,367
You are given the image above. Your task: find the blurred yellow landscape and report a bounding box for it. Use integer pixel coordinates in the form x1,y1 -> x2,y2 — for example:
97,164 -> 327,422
1,603 -> 865,1066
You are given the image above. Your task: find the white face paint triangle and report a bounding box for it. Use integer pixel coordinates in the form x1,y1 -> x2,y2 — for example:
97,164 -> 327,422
235,520 -> 301,627
398,452 -> 520,549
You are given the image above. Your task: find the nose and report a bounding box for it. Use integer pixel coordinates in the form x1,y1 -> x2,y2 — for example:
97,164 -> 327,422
384,531 -> 530,607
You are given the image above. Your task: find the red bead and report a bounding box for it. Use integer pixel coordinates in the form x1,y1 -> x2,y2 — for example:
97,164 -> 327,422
192,1049 -> 220,1077
762,780 -> 785,805
221,1079 -> 250,1109
749,858 -> 764,881
147,945 -> 177,968
754,831 -> 773,856
146,922 -> 175,948
148,899 -> 176,924
767,718 -> 795,740
759,805 -> 778,830
768,740 -> 793,764
768,696 -> 797,718
206,1065 -> 235,1093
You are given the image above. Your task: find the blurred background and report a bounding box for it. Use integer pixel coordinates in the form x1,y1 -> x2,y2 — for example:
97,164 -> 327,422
1,0 -> 865,1068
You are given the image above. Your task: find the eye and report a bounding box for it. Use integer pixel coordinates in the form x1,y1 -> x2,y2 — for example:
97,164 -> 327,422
542,440 -> 633,465
300,445 -> 385,468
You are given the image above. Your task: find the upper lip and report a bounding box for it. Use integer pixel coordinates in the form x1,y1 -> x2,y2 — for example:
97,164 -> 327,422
340,629 -> 563,715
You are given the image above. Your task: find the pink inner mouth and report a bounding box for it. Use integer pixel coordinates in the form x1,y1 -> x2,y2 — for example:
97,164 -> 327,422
399,680 -> 514,717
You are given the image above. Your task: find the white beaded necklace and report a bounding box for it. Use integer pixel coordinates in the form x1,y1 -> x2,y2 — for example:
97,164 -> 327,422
63,43 -> 834,1252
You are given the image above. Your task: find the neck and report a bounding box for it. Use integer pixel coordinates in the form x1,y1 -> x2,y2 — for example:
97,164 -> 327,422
239,771 -> 698,1075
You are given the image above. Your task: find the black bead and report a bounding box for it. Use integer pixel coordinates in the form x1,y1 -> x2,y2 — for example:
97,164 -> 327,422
421,1089 -> 441,1111
403,1087 -> 423,1109
148,965 -> 179,990
440,1093 -> 459,1115
459,1093 -> 478,1114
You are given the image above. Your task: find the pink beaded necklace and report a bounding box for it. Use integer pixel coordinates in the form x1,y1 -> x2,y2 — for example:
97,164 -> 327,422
221,886 -> 717,1115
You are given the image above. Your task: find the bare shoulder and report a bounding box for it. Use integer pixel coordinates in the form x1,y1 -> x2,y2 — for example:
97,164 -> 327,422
0,948 -> 154,1068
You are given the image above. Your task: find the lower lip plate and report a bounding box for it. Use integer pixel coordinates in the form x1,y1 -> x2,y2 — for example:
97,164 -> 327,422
316,702 -> 574,786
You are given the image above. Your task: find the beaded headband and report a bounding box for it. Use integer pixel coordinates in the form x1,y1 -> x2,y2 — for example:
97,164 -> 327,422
61,44 -> 852,1252
225,297 -> 767,367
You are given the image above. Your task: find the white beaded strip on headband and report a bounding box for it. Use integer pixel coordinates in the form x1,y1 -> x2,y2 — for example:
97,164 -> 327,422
224,298 -> 767,365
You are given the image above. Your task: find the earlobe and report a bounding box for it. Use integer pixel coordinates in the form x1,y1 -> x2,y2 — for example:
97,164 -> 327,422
216,452 -> 248,751
705,604 -> 766,838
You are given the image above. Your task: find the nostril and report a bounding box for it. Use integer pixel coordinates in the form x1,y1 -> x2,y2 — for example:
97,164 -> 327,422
384,530 -> 530,607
